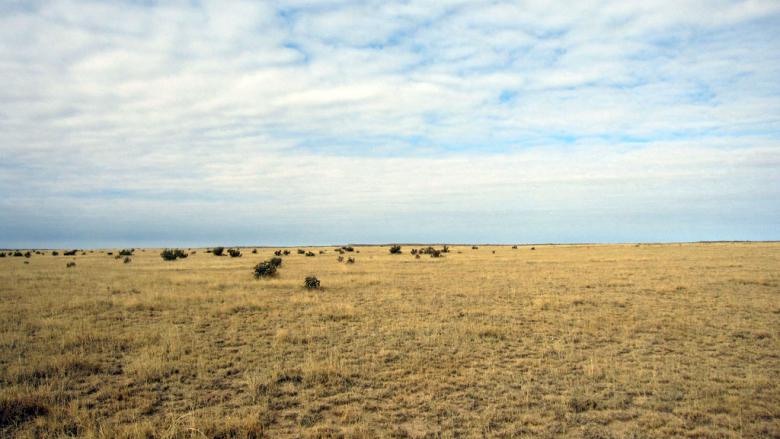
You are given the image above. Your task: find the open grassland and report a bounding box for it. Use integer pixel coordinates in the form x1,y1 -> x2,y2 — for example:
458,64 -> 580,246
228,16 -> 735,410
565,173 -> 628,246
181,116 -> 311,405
1,243 -> 779,438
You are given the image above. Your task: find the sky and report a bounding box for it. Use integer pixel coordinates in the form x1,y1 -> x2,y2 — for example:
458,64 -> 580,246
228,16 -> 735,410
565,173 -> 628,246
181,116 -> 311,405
1,0 -> 779,248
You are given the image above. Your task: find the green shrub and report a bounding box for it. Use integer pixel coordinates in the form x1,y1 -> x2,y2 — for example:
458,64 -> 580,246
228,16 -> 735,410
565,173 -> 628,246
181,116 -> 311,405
253,261 -> 277,278
228,248 -> 242,257
212,247 -> 225,256
0,252 -> 5,258
269,257 -> 283,267
304,276 -> 321,289
389,245 -> 402,254
160,249 -> 187,261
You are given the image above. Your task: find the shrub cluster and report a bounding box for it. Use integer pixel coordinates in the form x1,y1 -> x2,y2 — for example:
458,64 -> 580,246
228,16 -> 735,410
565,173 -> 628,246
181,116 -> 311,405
346,257 -> 355,264
472,246 -> 479,250
253,257 -> 282,278
228,248 -> 242,257
283,250 -> 290,256
64,250 -> 77,256
389,245 -> 402,254
212,247 -> 225,256
274,250 -> 282,256
51,251 -> 59,256
160,249 -> 188,261
297,249 -> 306,255
305,251 -> 315,257
13,251 -> 23,257
118,249 -> 134,256
341,246 -> 354,252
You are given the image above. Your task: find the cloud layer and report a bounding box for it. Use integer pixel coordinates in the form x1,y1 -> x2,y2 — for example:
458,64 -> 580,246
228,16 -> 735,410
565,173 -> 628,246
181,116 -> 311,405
1,0 -> 779,247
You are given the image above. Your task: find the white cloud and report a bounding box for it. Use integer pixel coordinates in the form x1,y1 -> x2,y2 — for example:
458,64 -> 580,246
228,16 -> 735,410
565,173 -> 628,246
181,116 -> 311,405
0,0 -> 778,245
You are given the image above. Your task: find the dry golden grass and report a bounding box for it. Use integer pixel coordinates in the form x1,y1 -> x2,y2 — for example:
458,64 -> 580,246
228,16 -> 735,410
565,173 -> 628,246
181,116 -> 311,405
1,243 -> 779,438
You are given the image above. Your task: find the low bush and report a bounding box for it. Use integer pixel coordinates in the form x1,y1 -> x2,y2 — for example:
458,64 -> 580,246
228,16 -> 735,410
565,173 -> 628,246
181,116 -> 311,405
64,250 -> 77,256
123,257 -> 131,264
160,249 -> 188,261
253,261 -> 277,278
442,245 -> 450,253
66,262 -> 76,268
212,247 -> 225,256
297,249 -> 306,255
269,257 -> 283,267
430,249 -> 442,258
341,246 -> 354,252
304,276 -> 321,289
228,248 -> 242,257
118,249 -> 134,256
512,245 -> 518,249
305,251 -> 315,257
0,252 -> 5,258
472,246 -> 479,250
13,251 -> 23,257
337,256 -> 344,262
107,252 -> 113,256
51,251 -> 58,256
389,245 -> 402,254
24,252 -> 31,258
274,250 -> 282,256
346,257 -> 355,264
252,249 -> 258,254
410,249 -> 418,255
283,250 -> 290,255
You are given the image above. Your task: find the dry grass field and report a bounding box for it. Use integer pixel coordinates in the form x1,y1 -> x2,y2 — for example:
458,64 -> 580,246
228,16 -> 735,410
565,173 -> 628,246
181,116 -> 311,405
1,243 -> 779,438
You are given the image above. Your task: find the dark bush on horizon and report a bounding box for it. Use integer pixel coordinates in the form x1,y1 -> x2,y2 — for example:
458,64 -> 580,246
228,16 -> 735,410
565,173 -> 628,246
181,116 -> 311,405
160,249 -> 188,261
305,251 -> 315,257
389,245 -> 402,254
118,249 -> 134,256
341,246 -> 354,252
274,250 -> 282,256
297,249 -> 306,255
228,248 -> 242,257
212,247 -> 225,256
64,250 -> 77,256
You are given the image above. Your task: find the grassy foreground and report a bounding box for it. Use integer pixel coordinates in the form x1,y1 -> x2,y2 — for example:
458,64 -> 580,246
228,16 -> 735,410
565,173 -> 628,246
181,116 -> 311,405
1,243 -> 779,438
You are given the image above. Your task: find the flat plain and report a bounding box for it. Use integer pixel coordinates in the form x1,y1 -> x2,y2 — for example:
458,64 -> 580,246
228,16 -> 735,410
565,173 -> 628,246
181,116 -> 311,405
1,243 -> 779,438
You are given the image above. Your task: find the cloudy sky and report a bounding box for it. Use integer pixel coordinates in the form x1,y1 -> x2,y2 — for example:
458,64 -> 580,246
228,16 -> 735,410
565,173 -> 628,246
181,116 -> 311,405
1,0 -> 779,248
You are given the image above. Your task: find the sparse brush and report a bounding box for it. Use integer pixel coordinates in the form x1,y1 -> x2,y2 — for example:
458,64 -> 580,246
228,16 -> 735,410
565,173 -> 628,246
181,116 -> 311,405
160,249 -> 187,261
66,261 -> 76,268
341,246 -> 354,252
346,257 -> 355,264
118,249 -> 134,256
0,252 -> 5,258
512,245 -> 518,249
442,245 -> 449,253
107,252 -> 113,256
472,246 -> 479,250
415,254 -> 421,259
411,249 -> 418,255
389,245 -> 402,254
212,247 -> 225,256
430,250 -> 442,258
24,252 -> 31,258
228,248 -> 242,257
13,251 -> 23,257
123,257 -> 131,264
304,276 -> 321,289
337,256 -> 344,262
253,260 -> 277,278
